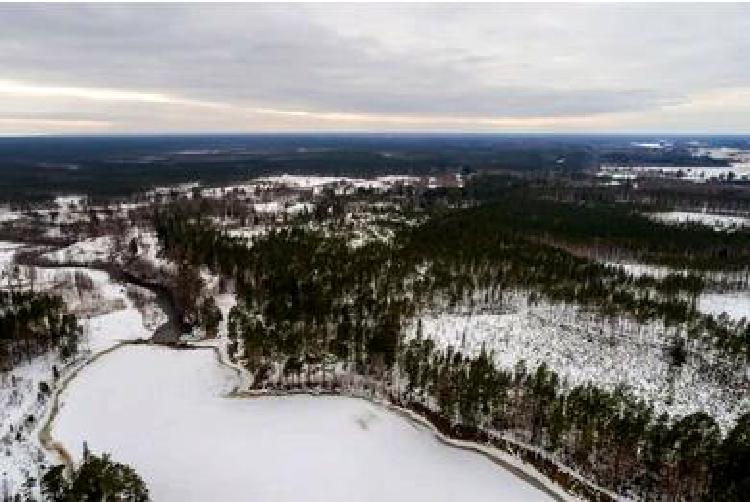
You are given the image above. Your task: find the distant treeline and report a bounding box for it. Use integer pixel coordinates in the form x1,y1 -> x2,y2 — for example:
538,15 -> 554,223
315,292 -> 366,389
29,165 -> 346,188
0,135 -> 595,201
3,134 -> 746,202
464,175 -> 750,271
600,147 -> 729,167
534,179 -> 750,215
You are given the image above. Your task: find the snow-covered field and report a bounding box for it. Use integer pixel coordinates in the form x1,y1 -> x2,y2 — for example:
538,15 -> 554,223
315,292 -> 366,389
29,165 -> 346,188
0,241 -> 25,272
41,231 -> 173,274
52,345 -> 552,502
405,290 -> 749,430
42,236 -> 114,264
599,164 -> 750,182
699,291 -> 750,321
604,261 -> 749,321
604,261 -> 687,280
255,174 -> 429,193
0,207 -> 22,223
226,226 -> 269,240
648,211 -> 750,231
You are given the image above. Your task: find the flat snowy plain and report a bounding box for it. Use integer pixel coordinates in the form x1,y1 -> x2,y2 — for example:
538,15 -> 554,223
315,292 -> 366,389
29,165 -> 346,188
52,345 -> 552,502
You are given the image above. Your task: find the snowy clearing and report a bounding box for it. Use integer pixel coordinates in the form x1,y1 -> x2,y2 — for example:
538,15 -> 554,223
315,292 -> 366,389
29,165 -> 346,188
604,261 -> 749,321
648,211 -> 750,231
698,291 -> 750,321
405,291 -> 749,430
42,236 -> 114,265
52,345 -> 553,502
0,241 -> 26,273
1,350 -> 60,494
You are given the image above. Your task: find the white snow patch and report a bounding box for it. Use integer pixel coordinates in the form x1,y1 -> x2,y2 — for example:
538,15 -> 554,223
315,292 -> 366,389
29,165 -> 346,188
252,201 -> 282,213
648,211 -> 750,231
604,261 -> 686,280
698,291 -> 750,321
0,207 -> 22,223
43,236 -> 114,265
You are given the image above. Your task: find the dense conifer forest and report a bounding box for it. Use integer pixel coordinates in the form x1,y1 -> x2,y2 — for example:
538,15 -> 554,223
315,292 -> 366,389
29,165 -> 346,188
41,452 -> 150,502
465,175 -> 750,271
154,176 -> 749,500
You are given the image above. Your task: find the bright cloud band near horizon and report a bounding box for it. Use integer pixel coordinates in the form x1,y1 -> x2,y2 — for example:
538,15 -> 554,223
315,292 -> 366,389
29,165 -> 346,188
1,3 -> 750,134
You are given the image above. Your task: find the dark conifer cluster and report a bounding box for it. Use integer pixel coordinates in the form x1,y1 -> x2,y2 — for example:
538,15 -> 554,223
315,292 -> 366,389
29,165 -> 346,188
401,340 -> 748,500
42,452 -> 150,502
0,290 -> 80,370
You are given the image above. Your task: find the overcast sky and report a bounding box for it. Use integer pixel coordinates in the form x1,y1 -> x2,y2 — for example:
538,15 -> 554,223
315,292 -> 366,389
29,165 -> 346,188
2,3 -> 750,134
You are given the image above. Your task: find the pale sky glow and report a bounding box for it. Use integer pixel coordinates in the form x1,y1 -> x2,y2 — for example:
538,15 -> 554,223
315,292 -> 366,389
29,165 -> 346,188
0,80 -> 176,104
1,3 -> 750,134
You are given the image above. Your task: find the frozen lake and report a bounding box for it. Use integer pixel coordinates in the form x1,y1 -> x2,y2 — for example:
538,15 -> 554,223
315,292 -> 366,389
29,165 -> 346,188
51,345 -> 554,502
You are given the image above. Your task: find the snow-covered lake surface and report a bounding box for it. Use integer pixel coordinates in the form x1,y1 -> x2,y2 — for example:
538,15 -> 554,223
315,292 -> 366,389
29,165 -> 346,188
52,345 -> 552,502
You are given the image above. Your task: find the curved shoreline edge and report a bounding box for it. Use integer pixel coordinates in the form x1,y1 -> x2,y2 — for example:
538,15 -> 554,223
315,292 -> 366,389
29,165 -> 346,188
16,250 -> 579,500
40,340 -> 579,501
36,339 -> 152,474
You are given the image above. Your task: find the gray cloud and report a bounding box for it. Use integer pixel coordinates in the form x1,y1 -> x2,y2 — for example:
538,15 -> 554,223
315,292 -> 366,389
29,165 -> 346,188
1,3 -> 749,132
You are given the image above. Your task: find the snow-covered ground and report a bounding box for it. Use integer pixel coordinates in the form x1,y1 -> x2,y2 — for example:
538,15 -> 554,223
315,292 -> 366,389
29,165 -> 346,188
604,261 -> 749,321
0,258 -> 162,498
51,345 -> 552,502
42,236 -> 114,264
604,261 -> 687,280
214,293 -> 236,338
54,195 -> 87,210
255,174 -> 430,193
251,200 -> 315,216
41,231 -> 172,271
698,291 -> 750,321
404,290 -> 749,430
0,207 -> 22,223
0,350 -> 59,496
3,265 -> 132,319
226,226 -> 269,241
0,241 -> 25,271
82,306 -> 153,354
257,174 -> 378,190
648,211 -> 750,231
598,164 -> 750,182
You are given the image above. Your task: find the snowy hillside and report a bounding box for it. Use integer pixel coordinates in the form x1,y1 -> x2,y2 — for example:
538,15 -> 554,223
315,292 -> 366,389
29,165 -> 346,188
403,290 -> 749,430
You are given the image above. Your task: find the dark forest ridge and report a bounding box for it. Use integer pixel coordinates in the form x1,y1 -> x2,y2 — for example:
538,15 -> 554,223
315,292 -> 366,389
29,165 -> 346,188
1,134 -> 748,202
